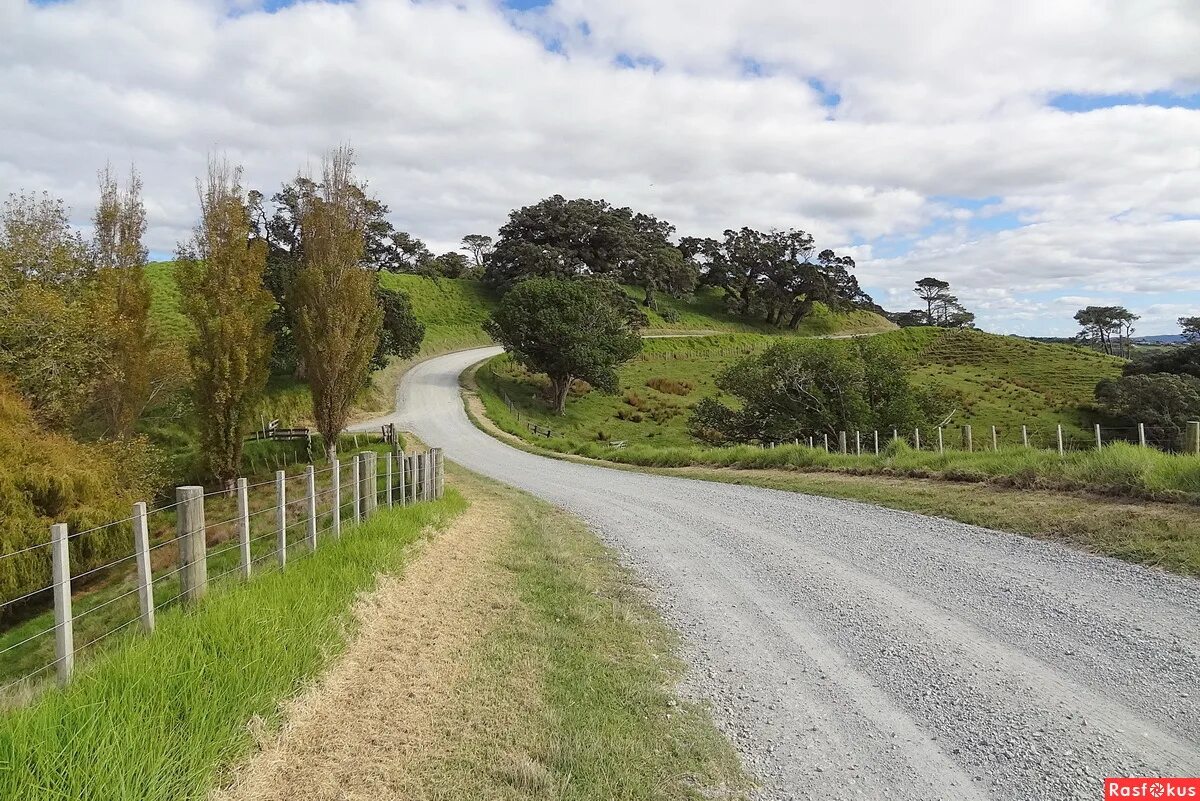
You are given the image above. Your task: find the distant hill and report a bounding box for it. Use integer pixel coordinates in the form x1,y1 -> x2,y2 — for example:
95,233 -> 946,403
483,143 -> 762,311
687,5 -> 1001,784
1132,334 -> 1187,345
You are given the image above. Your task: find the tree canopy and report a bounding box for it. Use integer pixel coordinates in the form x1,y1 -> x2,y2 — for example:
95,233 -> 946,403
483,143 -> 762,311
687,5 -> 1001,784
1180,316 -> 1199,343
483,278 -> 644,413
1096,373 -> 1200,450
1074,305 -> 1138,357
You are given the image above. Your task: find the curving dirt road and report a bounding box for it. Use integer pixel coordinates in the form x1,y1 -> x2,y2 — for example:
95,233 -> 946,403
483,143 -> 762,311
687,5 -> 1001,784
362,346 -> 1200,801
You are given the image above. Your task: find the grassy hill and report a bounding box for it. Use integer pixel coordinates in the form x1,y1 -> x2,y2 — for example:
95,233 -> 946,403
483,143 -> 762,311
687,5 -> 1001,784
475,327 -> 1126,454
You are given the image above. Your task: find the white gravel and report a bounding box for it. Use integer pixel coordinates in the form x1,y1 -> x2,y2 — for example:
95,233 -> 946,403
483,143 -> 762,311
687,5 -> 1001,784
360,346 -> 1200,800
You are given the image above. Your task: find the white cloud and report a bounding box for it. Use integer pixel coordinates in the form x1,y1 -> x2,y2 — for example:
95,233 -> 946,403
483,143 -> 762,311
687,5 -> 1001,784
0,0 -> 1197,334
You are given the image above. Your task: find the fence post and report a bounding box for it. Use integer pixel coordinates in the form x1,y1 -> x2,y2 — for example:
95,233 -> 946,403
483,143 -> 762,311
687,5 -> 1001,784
808,436 -> 813,448
351,456 -> 361,523
838,431 -> 847,454
361,452 -> 377,517
1022,425 -> 1029,448
1187,421 -> 1200,455
385,453 -> 393,507
274,471 -> 287,568
132,502 -> 155,632
873,430 -> 879,455
855,431 -> 861,455
991,425 -> 998,451
892,428 -> 899,442
962,425 -> 973,452
407,454 -> 417,504
1138,422 -> 1146,447
50,522 -> 74,686
306,465 -> 318,551
424,451 -> 434,501
397,452 -> 407,506
177,485 -> 208,603
1056,425 -> 1064,457
1095,423 -> 1103,450
914,428 -> 920,450
331,459 -> 342,540
235,478 -> 251,580
937,426 -> 944,454
823,433 -> 829,453
436,448 -> 445,498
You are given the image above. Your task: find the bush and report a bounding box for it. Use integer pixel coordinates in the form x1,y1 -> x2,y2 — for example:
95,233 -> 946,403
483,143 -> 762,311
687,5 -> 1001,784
645,377 -> 694,396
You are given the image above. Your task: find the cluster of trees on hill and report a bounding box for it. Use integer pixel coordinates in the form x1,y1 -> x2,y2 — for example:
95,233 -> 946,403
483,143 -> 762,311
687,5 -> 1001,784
1074,306 -> 1139,357
888,277 -> 975,329
479,195 -> 875,328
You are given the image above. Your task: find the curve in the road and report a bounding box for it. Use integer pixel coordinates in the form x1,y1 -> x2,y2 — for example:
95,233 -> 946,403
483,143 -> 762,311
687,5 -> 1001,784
362,346 -> 1200,801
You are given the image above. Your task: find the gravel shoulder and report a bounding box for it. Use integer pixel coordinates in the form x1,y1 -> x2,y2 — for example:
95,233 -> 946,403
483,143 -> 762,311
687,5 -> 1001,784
358,346 -> 1200,801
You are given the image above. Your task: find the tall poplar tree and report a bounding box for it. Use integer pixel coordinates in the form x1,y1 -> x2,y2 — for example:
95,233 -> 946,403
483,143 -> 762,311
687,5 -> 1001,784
290,147 -> 382,458
176,158 -> 274,486
93,164 -> 155,437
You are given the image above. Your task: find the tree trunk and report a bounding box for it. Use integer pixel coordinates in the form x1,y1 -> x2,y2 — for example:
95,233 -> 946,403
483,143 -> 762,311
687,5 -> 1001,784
788,299 -> 814,329
552,376 -> 573,415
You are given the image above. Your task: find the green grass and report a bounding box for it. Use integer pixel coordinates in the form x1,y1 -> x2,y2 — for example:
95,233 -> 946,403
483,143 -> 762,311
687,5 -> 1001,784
0,496 -> 465,801
145,262 -> 193,344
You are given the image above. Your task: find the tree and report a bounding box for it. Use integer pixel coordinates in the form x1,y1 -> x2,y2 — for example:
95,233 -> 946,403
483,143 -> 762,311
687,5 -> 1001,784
484,278 -> 643,414
914,277 -> 950,325
1123,343 -> 1200,379
0,191 -> 102,429
175,158 -> 274,487
370,285 -> 425,371
290,147 -> 383,458
1075,305 -> 1138,357
91,164 -> 157,437
1179,316 -> 1200,343
1096,373 -> 1200,449
461,233 -> 494,269
429,251 -> 472,278
688,338 -> 937,444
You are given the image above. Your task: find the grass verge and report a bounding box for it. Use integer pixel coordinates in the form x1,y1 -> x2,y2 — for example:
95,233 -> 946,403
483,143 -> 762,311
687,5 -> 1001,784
0,496 -> 465,801
463,370 -> 1200,577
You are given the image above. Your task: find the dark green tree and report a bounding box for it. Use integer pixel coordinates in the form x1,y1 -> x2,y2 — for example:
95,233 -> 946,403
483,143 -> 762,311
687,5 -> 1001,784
429,251 -> 472,278
370,284 -> 425,370
1179,316 -> 1199,343
914,277 -> 951,325
1075,305 -> 1138,357
483,278 -> 643,413
461,233 -> 494,269
1096,373 -> 1200,449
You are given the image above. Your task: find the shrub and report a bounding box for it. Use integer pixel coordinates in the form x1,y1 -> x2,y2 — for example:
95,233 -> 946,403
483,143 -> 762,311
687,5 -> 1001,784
646,377 -> 695,396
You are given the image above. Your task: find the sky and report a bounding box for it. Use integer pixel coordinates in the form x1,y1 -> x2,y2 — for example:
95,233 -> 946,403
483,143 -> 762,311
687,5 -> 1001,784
1,0 -> 1198,336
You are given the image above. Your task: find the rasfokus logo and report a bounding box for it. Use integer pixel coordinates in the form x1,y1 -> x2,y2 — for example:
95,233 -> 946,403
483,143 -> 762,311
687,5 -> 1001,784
1105,779 -> 1200,798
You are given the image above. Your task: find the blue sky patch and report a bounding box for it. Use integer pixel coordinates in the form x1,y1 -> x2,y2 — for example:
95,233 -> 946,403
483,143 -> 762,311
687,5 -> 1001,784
1050,91 -> 1200,112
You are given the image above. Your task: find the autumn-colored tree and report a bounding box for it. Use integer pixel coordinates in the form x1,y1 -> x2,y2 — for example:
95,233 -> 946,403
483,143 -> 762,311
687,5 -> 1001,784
0,191 -> 103,429
176,158 -> 274,486
92,165 -> 157,437
290,147 -> 383,458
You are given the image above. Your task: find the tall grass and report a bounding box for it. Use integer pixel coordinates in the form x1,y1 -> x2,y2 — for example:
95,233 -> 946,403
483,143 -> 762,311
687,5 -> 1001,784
0,495 -> 465,801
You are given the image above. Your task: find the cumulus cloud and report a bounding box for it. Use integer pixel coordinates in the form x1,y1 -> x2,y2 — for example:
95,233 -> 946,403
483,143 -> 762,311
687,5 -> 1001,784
0,0 -> 1197,335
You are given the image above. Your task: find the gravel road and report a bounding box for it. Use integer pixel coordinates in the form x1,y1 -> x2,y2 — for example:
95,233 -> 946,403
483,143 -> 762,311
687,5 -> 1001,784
362,346 -> 1200,800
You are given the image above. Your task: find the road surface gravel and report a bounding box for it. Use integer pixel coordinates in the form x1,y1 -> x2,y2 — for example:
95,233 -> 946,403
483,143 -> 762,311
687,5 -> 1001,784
361,346 -> 1200,801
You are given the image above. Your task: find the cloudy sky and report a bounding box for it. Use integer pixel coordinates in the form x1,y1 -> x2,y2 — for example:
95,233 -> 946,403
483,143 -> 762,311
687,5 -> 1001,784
2,0 -> 1198,335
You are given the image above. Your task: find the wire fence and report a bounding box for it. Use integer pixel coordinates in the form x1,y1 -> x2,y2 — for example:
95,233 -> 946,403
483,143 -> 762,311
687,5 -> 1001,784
0,446 -> 445,706
758,420 -> 1200,457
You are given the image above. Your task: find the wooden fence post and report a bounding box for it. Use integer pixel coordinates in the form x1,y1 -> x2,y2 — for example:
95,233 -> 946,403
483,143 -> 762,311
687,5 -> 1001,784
306,465 -> 318,551
331,459 -> 342,540
838,431 -> 847,454
808,436 -> 813,448
274,471 -> 287,568
396,452 -> 407,506
1057,425 -> 1065,457
914,428 -> 921,450
177,486 -> 208,603
132,502 -> 155,632
385,453 -> 393,507
236,478 -> 251,580
1138,422 -> 1146,447
991,425 -> 998,451
437,448 -> 445,498
962,425 -> 973,452
50,523 -> 74,686
424,451 -> 434,501
1022,425 -> 1029,448
873,430 -> 879,455
855,431 -> 861,455
1095,424 -> 1103,450
362,452 -> 377,517
351,456 -> 361,523
937,426 -> 944,454
1187,421 -> 1200,455
892,428 -> 899,442
408,454 -> 417,504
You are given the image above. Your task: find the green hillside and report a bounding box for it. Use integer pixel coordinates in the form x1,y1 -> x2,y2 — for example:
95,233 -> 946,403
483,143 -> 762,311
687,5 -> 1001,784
475,327 -> 1126,453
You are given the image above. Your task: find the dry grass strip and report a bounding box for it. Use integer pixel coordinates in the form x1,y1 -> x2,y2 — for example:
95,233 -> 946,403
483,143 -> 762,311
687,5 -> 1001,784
213,478 -> 514,801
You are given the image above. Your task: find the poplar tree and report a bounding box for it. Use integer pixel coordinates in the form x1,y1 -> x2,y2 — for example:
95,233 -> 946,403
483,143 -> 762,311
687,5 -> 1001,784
176,158 -> 274,486
290,147 -> 382,459
93,164 -> 155,437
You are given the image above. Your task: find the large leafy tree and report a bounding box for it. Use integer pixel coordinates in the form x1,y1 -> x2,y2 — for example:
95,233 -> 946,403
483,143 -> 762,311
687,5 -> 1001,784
461,233 -> 494,269
1123,343 -> 1200,380
1096,373 -> 1200,449
689,338 -> 937,444
0,191 -> 103,429
1179,316 -> 1199,343
370,284 -> 425,371
175,158 -> 274,486
290,147 -> 383,458
484,278 -> 644,413
484,196 -> 694,307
